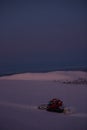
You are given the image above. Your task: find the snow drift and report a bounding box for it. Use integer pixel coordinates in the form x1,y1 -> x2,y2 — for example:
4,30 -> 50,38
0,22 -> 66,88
0,71 -> 87,81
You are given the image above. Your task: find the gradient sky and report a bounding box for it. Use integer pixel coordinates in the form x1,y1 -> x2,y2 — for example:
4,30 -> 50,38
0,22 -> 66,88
0,0 -> 87,73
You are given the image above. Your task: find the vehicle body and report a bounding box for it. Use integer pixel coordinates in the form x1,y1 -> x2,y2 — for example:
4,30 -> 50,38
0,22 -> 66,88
46,98 -> 64,113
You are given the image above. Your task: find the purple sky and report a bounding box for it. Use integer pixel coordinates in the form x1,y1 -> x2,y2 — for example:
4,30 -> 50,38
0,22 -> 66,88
0,0 -> 87,73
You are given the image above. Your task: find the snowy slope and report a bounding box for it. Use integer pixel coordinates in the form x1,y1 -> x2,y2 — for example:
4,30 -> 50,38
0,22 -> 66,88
0,71 -> 87,82
0,80 -> 87,130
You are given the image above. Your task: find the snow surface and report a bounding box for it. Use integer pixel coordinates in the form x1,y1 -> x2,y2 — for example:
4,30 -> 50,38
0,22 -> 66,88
0,71 -> 87,81
0,71 -> 87,130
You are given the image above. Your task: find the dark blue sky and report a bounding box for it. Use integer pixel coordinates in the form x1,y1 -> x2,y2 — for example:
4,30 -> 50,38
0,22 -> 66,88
0,0 -> 87,73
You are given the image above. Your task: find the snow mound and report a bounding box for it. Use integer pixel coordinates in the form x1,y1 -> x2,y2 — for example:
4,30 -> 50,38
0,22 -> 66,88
0,71 -> 87,82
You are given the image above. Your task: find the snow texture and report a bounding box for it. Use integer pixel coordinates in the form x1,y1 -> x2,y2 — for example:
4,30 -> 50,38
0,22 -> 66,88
0,71 -> 87,130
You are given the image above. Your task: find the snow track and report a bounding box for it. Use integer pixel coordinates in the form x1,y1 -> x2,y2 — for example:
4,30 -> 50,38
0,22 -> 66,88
0,102 -> 87,118
0,101 -> 37,111
70,113 -> 87,118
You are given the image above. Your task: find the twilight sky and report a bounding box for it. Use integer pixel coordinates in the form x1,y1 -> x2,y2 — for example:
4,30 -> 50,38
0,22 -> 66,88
0,0 -> 87,73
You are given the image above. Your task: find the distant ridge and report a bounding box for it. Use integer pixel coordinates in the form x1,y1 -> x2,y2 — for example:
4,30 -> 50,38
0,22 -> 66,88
0,65 -> 87,77
0,70 -> 87,82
